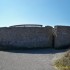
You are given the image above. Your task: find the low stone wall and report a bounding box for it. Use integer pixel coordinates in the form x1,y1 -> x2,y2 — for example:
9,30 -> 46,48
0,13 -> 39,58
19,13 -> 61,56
0,26 -> 53,49
54,26 -> 70,48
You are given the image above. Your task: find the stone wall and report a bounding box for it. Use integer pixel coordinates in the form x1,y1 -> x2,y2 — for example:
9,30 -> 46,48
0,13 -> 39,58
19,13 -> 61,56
0,25 -> 70,49
54,26 -> 70,48
0,26 -> 53,49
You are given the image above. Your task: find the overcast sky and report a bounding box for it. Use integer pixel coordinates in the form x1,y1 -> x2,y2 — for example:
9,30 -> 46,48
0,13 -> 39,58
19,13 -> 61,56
0,0 -> 70,27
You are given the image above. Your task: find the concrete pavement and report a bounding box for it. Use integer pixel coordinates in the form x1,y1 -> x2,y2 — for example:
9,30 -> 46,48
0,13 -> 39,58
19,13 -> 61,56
0,49 -> 66,70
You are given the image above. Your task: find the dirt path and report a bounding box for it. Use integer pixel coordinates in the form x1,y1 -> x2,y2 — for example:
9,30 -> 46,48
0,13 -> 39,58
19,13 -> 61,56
0,49 -> 66,70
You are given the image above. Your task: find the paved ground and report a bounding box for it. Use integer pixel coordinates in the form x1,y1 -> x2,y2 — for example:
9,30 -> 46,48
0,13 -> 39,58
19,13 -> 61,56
0,49 -> 66,70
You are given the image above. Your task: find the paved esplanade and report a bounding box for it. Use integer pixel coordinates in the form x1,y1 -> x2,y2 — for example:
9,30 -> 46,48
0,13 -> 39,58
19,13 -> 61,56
0,49 -> 66,70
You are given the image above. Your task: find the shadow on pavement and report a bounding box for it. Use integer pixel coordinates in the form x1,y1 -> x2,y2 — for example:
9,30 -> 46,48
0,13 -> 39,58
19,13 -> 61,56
0,48 -> 67,54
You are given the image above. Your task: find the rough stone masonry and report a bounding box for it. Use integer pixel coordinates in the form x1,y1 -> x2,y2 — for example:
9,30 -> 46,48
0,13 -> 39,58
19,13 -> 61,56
0,25 -> 70,49
0,26 -> 53,49
54,26 -> 70,48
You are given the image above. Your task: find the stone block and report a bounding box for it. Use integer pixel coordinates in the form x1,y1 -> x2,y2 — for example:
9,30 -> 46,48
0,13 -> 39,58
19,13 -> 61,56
54,26 -> 70,48
0,26 -> 53,49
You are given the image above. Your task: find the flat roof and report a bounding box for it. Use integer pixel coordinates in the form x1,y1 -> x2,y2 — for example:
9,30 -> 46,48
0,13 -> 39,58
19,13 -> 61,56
10,24 -> 43,27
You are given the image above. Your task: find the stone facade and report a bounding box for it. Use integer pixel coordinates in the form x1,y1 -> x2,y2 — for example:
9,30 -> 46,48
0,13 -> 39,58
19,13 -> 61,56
0,26 -> 53,49
0,25 -> 70,49
54,26 -> 70,48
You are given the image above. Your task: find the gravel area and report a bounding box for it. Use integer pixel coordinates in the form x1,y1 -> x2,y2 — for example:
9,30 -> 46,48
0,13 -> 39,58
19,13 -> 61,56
0,49 -> 66,70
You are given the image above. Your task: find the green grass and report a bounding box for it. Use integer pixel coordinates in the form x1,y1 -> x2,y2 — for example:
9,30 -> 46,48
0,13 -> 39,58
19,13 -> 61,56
54,50 -> 70,70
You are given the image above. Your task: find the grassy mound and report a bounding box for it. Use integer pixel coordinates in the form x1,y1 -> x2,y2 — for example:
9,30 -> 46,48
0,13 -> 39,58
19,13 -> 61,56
54,50 -> 70,70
